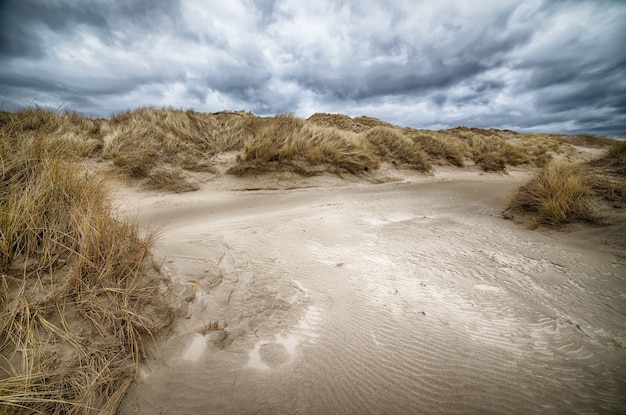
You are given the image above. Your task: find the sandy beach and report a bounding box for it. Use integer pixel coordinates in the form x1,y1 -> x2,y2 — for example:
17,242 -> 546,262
115,167 -> 626,414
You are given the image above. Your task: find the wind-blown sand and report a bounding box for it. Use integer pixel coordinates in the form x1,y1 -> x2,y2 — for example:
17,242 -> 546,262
116,167 -> 626,414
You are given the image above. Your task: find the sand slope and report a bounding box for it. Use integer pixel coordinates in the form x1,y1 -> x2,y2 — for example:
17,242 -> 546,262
117,168 -> 626,414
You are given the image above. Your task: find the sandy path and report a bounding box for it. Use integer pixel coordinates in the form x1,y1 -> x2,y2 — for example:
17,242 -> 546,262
117,170 -> 626,414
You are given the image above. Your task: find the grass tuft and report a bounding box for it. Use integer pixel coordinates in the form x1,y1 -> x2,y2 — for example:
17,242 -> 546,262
406,130 -> 469,166
364,127 -> 431,171
508,160 -> 596,226
592,140 -> 626,175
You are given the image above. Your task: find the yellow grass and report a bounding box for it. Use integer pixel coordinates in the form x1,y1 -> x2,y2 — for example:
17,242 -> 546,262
0,113 -> 171,414
508,160 -> 596,226
405,130 -> 470,167
229,114 -> 380,175
364,127 -> 431,171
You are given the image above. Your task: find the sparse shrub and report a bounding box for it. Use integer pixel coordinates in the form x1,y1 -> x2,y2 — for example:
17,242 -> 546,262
508,160 -> 596,226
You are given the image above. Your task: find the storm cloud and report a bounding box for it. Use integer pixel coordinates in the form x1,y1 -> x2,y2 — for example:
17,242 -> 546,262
1,0 -> 624,136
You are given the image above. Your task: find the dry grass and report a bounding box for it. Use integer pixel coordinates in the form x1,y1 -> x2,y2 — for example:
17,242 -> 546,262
229,114 -> 380,175
4,106 -> 619,187
364,127 -> 431,171
508,160 -> 596,227
100,107 -> 259,189
559,134 -> 616,148
0,107 -> 103,158
591,140 -> 626,175
468,135 -> 530,171
306,113 -> 370,133
0,115 -> 172,414
144,168 -> 199,193
443,126 -> 567,171
405,130 -> 470,166
587,140 -> 626,206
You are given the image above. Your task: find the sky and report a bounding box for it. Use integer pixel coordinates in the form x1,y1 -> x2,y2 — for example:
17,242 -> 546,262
0,0 -> 625,137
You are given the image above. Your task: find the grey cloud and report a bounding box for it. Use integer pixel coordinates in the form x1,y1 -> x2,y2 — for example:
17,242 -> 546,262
0,0 -> 625,137
0,0 -> 185,57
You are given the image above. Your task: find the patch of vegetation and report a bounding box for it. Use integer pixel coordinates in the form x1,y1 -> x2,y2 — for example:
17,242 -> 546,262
145,168 -> 199,193
0,115 -> 171,414
406,130 -> 469,166
507,160 -> 596,227
587,140 -> 626,206
559,134 -> 616,148
591,140 -> 626,175
103,107 -> 253,188
229,114 -> 380,175
364,127 -> 431,171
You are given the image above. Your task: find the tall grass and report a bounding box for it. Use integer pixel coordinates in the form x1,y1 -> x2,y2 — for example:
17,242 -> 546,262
0,115 -> 171,414
593,140 -> 626,175
229,114 -> 380,175
405,130 -> 470,167
587,140 -> 626,206
364,127 -> 431,171
508,160 -> 595,226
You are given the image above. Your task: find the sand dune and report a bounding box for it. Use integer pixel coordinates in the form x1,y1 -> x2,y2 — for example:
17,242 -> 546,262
117,168 -> 626,414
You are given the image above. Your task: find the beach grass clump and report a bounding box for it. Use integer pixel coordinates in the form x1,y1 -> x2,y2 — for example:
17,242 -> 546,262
306,113 -> 370,133
102,107 -> 256,189
592,139 -> 626,175
306,113 -> 395,134
364,127 -> 431,171
470,135 -> 530,171
1,107 -> 103,158
229,114 -> 380,175
144,168 -> 200,193
0,118 -> 171,414
559,134 -> 616,148
406,130 -> 470,166
586,140 -> 626,206
508,160 -> 596,226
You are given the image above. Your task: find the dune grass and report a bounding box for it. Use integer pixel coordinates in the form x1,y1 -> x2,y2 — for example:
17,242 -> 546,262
587,140 -> 626,207
7,107 -> 612,186
228,114 -> 380,175
364,126 -> 431,171
592,140 -> 626,175
443,126 -> 563,171
103,107 -> 252,173
508,140 -> 626,228
405,130 -> 470,167
0,114 -> 171,414
508,160 -> 596,227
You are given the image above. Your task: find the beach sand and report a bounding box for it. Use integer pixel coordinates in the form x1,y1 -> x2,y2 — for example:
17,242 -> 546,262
115,166 -> 626,414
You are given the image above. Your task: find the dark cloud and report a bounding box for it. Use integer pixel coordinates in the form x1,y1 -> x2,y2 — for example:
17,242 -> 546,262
0,0 -> 625,137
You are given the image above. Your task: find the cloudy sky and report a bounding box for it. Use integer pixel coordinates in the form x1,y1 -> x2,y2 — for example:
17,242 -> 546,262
1,0 -> 625,136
